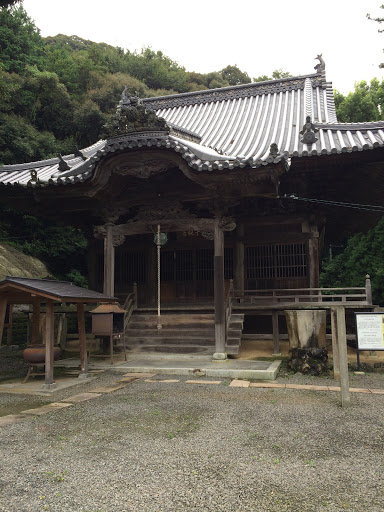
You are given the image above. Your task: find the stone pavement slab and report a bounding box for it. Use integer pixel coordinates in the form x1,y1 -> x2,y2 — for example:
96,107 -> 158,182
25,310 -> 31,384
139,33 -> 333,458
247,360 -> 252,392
369,388 -> 384,394
229,379 -> 250,388
250,383 -> 286,388
185,380 -> 222,385
123,372 -> 157,378
0,414 -> 28,426
349,388 -> 372,393
21,403 -> 73,416
90,385 -> 125,393
144,378 -> 180,383
61,392 -> 102,403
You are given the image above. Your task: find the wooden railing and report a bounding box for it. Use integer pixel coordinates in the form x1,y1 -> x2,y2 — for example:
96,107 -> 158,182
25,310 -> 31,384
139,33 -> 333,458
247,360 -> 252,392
123,282 -> 138,332
232,275 -> 373,307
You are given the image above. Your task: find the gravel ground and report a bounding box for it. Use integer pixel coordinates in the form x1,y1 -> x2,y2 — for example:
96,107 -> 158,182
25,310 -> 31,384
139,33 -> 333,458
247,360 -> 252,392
0,370 -> 384,512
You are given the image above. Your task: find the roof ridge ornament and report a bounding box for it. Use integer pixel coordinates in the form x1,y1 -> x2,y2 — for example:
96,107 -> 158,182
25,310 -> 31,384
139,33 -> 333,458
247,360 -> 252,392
314,54 -> 325,74
270,143 -> 280,157
58,154 -> 71,171
103,87 -> 169,138
300,116 -> 318,144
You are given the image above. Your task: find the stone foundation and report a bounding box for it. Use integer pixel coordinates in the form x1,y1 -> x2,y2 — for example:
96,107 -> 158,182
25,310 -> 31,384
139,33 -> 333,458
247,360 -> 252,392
288,347 -> 329,375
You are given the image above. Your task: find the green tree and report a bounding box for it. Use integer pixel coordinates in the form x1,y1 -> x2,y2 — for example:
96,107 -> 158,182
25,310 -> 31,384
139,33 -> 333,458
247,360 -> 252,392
335,79 -> 384,122
254,69 -> 291,82
0,5 -> 42,74
320,217 -> 384,305
220,65 -> 251,86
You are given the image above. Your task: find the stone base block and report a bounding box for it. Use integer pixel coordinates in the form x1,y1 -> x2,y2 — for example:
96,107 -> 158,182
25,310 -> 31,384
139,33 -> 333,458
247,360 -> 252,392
288,347 -> 329,376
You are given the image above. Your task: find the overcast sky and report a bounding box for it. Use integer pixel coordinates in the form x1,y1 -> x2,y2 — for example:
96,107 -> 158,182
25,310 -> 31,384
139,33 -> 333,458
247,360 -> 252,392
22,0 -> 384,94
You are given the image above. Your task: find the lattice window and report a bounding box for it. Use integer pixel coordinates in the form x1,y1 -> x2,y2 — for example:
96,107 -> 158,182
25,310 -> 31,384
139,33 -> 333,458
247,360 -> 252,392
115,251 -> 146,283
246,244 -> 307,280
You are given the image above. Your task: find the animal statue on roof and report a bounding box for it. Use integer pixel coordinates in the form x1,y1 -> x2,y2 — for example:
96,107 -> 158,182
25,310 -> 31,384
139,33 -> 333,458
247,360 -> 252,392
314,54 -> 325,73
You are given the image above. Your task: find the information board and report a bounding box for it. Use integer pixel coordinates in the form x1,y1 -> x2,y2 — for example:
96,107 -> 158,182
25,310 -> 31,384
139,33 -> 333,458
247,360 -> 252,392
355,313 -> 384,351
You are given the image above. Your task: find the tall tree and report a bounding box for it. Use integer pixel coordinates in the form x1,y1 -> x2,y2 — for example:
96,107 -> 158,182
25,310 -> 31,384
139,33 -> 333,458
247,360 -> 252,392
335,79 -> 384,122
0,5 -> 42,74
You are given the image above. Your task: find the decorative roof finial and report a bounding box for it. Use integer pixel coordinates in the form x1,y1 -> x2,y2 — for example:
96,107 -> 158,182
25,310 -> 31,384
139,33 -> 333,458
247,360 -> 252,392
314,54 -> 325,73
103,87 -> 169,138
57,154 -> 70,171
300,116 -> 318,144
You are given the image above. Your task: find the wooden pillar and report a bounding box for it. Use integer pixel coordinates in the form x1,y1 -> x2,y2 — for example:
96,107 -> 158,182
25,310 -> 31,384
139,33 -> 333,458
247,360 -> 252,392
332,306 -> 350,408
308,227 -> 319,289
331,308 -> 340,380
103,223 -> 115,297
44,299 -> 55,387
6,304 -> 13,346
365,274 -> 372,305
272,310 -> 280,354
0,297 -> 8,347
31,299 -> 41,345
77,303 -> 88,377
213,219 -> 226,359
147,246 -> 157,306
234,224 -> 244,292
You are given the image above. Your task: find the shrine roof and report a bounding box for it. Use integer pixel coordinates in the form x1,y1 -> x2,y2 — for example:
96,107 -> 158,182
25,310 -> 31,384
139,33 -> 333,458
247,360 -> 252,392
2,64 -> 384,188
0,276 -> 117,303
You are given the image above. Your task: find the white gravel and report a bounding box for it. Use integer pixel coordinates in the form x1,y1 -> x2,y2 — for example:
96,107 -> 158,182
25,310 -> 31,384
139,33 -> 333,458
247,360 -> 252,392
1,370 -> 384,512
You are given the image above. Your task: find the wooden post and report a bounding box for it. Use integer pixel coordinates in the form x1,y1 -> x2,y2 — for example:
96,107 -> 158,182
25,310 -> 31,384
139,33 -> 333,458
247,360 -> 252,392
308,227 -> 319,290
31,299 -> 41,345
272,310 -> 280,354
213,219 -> 226,360
0,298 -> 8,347
103,223 -> 115,297
334,306 -> 350,408
234,224 -> 244,292
6,304 -> 13,346
331,308 -> 340,380
77,303 -> 88,377
365,274 -> 372,305
44,300 -> 55,387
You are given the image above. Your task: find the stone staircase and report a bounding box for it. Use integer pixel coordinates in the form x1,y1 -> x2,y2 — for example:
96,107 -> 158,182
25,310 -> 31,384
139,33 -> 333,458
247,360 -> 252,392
124,309 -> 244,355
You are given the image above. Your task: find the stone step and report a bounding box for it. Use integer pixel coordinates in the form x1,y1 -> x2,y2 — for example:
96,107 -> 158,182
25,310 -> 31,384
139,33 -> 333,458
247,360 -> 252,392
128,321 -> 215,329
132,313 -> 215,321
125,328 -> 215,336
124,336 -> 216,346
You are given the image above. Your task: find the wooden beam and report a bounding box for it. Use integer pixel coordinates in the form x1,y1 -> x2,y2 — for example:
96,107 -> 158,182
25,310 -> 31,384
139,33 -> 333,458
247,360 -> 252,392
44,300 -> 55,386
77,303 -> 88,377
213,219 -> 226,359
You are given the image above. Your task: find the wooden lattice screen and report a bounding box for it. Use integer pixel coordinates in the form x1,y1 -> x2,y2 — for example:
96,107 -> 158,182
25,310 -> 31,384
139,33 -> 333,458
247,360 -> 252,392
246,243 -> 307,289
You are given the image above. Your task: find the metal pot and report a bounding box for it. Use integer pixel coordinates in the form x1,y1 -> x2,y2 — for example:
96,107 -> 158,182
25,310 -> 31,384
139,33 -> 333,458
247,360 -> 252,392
23,344 -> 61,364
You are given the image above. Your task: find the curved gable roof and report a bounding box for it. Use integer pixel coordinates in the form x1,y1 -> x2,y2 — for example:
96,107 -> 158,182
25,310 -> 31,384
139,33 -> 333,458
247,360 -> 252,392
1,65 -> 384,188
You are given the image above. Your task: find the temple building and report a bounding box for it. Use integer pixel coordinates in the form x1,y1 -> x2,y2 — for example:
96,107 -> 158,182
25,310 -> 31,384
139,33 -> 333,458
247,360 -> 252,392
0,58 -> 382,358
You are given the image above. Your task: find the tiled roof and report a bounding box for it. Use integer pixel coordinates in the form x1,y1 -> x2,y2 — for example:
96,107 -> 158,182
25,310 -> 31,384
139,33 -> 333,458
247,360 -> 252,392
0,276 -> 117,302
1,66 -> 384,188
